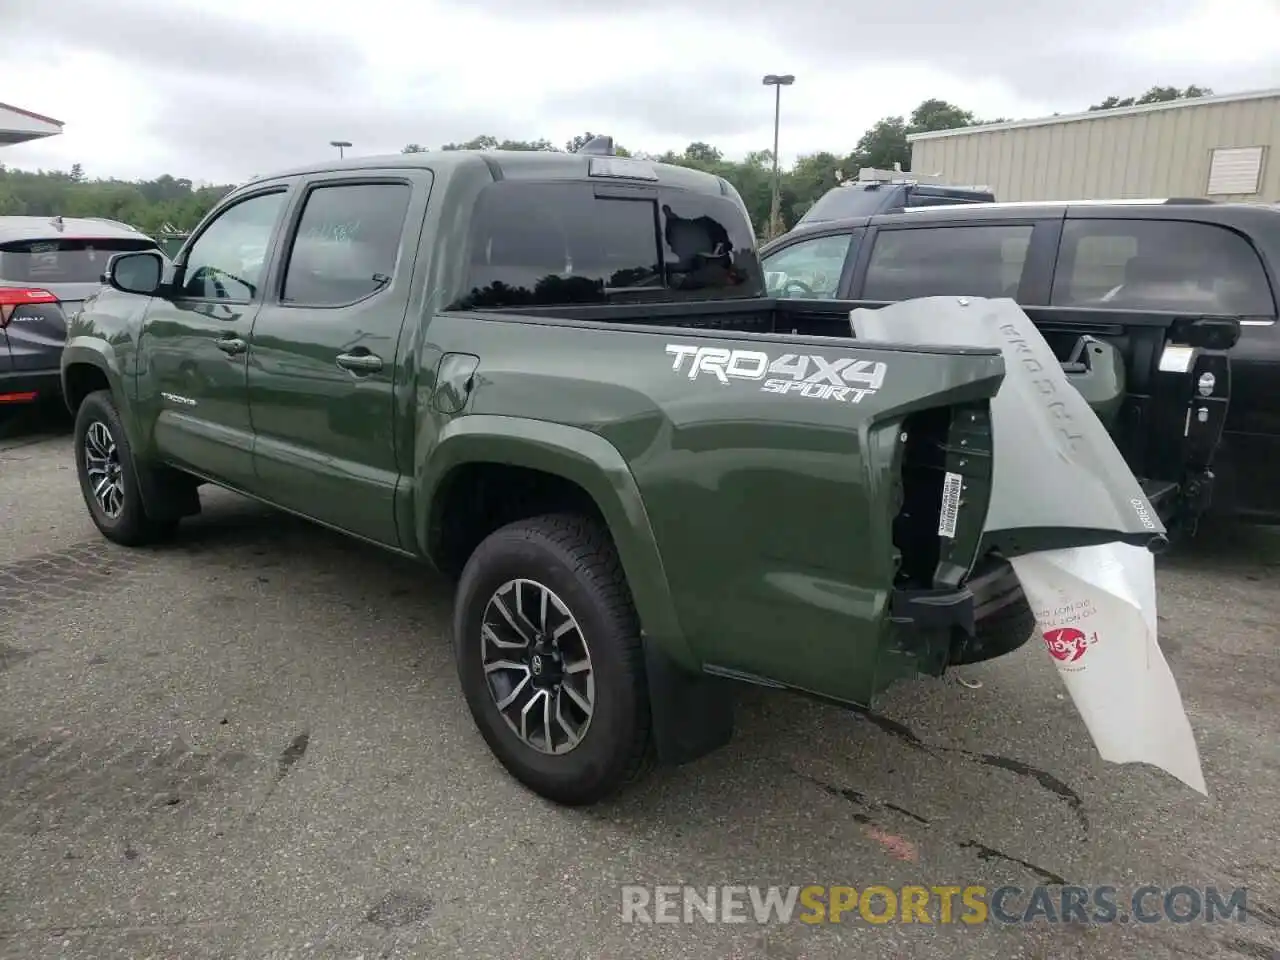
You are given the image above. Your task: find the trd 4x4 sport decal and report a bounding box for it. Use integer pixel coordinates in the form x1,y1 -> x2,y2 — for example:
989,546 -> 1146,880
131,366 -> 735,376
664,344 -> 887,404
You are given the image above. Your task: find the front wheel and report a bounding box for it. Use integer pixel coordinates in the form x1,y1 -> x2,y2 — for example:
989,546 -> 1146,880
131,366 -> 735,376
453,513 -> 652,805
73,390 -> 178,546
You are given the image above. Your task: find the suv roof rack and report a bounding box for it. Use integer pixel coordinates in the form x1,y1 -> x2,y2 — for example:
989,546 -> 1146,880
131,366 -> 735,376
839,165 -> 993,193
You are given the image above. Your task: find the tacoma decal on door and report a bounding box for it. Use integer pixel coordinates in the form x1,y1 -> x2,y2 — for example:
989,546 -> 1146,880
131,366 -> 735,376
664,344 -> 887,404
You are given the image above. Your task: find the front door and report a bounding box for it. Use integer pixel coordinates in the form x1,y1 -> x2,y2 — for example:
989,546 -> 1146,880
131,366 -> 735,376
246,172 -> 428,546
138,187 -> 291,490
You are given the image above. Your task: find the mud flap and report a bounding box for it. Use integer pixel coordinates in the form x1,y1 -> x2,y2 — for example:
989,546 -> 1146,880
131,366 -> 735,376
852,297 -> 1206,794
643,637 -> 735,766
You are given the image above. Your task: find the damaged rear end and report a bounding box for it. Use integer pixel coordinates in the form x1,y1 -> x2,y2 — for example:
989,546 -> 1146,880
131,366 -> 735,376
856,296 -> 1175,697
878,395 -> 1024,690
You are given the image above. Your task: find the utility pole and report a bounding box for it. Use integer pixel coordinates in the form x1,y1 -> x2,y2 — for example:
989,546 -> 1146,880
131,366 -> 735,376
761,74 -> 795,240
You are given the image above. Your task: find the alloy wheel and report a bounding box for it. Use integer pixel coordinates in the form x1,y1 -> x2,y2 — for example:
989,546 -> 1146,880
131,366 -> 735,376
480,578 -> 595,755
83,420 -> 125,519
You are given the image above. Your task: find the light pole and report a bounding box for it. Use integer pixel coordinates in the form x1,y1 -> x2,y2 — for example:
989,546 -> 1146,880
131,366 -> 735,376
762,74 -> 794,240
330,140 -> 352,159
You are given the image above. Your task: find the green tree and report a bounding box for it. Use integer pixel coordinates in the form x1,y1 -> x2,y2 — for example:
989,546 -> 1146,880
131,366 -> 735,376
908,99 -> 976,133
1090,84 -> 1214,111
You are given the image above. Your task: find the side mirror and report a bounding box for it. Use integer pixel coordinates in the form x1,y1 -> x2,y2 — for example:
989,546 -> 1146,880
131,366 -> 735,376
106,250 -> 165,296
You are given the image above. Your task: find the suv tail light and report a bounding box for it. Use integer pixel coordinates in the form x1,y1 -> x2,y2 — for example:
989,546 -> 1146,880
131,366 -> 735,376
0,287 -> 58,328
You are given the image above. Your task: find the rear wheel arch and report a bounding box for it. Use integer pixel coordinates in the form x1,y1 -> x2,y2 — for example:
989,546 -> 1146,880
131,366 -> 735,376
420,417 -> 692,670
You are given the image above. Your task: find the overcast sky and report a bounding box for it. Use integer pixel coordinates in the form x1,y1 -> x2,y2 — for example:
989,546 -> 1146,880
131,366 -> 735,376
3,0 -> 1279,184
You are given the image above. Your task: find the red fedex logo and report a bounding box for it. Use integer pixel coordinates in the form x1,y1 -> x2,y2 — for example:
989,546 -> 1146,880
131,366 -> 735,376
1042,627 -> 1094,663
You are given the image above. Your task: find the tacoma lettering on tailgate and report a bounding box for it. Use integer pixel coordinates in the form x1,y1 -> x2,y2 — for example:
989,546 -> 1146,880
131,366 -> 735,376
664,344 -> 887,404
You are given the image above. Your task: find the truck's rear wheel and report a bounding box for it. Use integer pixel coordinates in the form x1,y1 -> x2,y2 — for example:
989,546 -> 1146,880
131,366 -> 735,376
73,390 -> 179,547
453,513 -> 651,805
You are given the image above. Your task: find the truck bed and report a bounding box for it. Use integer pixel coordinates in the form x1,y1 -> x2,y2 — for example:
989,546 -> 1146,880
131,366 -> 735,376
477,295 -> 1233,527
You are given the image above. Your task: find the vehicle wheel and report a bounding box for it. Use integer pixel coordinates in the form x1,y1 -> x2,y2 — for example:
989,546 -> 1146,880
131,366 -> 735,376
952,593 -> 1037,666
73,390 -> 179,546
454,513 -> 652,806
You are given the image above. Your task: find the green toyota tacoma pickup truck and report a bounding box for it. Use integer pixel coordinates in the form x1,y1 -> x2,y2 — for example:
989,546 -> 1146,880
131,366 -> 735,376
60,148 -> 1221,805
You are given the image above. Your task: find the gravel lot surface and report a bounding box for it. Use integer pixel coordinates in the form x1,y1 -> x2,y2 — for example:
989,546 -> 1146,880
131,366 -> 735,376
2,408 -> 1277,959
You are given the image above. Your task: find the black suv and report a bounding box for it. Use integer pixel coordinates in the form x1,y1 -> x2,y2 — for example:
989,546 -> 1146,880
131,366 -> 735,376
759,199 -> 1280,525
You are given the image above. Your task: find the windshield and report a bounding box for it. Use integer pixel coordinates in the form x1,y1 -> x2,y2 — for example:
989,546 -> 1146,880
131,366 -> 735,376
0,237 -> 158,285
798,185 -> 894,224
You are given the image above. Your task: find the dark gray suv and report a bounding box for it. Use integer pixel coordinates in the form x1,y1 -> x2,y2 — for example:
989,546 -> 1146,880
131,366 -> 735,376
1,216 -> 161,407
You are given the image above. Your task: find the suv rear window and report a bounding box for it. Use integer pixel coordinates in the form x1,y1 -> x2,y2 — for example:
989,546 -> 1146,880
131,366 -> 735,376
450,181 -> 760,310
801,186 -> 894,223
0,237 -> 159,284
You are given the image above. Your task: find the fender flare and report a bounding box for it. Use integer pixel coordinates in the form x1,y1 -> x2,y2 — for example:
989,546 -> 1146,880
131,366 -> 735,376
60,337 -> 197,522
419,414 -> 695,670
60,337 -> 140,438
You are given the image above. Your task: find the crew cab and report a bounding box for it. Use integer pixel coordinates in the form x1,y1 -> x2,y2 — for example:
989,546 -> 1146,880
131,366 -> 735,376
761,199 -> 1270,527
62,149 -> 1170,806
0,216 -> 163,408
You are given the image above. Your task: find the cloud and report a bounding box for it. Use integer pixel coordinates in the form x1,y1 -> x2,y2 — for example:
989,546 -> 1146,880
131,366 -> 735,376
145,73 -> 522,183
2,0 -> 364,91
445,0 -> 1280,105
0,0 -> 1276,181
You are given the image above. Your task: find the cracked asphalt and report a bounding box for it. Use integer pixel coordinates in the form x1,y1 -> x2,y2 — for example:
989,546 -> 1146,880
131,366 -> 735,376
2,407 -> 1278,960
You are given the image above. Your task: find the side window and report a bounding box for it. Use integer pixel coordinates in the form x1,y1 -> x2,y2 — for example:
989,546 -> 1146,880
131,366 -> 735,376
179,191 -> 287,301
1050,220 -> 1277,316
762,234 -> 852,298
862,225 -> 1033,302
281,182 -> 413,307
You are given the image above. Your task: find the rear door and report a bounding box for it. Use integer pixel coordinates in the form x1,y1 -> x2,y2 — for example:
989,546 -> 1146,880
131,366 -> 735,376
1044,214 -> 1275,517
0,235 -> 158,373
245,170 -> 428,546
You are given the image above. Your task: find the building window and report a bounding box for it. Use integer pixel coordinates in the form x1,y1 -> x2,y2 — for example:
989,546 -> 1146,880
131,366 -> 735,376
1206,146 -> 1265,196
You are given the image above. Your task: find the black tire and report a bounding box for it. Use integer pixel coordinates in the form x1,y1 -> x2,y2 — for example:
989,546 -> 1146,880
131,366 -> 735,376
952,593 -> 1037,666
73,389 -> 179,547
453,513 -> 652,806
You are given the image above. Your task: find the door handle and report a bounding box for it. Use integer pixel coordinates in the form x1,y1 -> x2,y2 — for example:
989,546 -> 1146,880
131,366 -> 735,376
336,351 -> 384,373
216,337 -> 247,356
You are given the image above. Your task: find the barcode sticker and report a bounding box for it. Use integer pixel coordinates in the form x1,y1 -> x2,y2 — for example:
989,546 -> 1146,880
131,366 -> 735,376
938,471 -> 963,539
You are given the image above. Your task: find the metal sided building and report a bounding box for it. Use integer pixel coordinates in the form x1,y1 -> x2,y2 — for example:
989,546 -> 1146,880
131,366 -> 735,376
907,87 -> 1280,204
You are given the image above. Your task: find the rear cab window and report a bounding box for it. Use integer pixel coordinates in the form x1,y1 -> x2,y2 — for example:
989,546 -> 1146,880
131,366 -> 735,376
861,224 -> 1033,301
800,186 -> 895,223
448,180 -> 761,310
1050,219 -> 1277,318
0,237 -> 159,285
